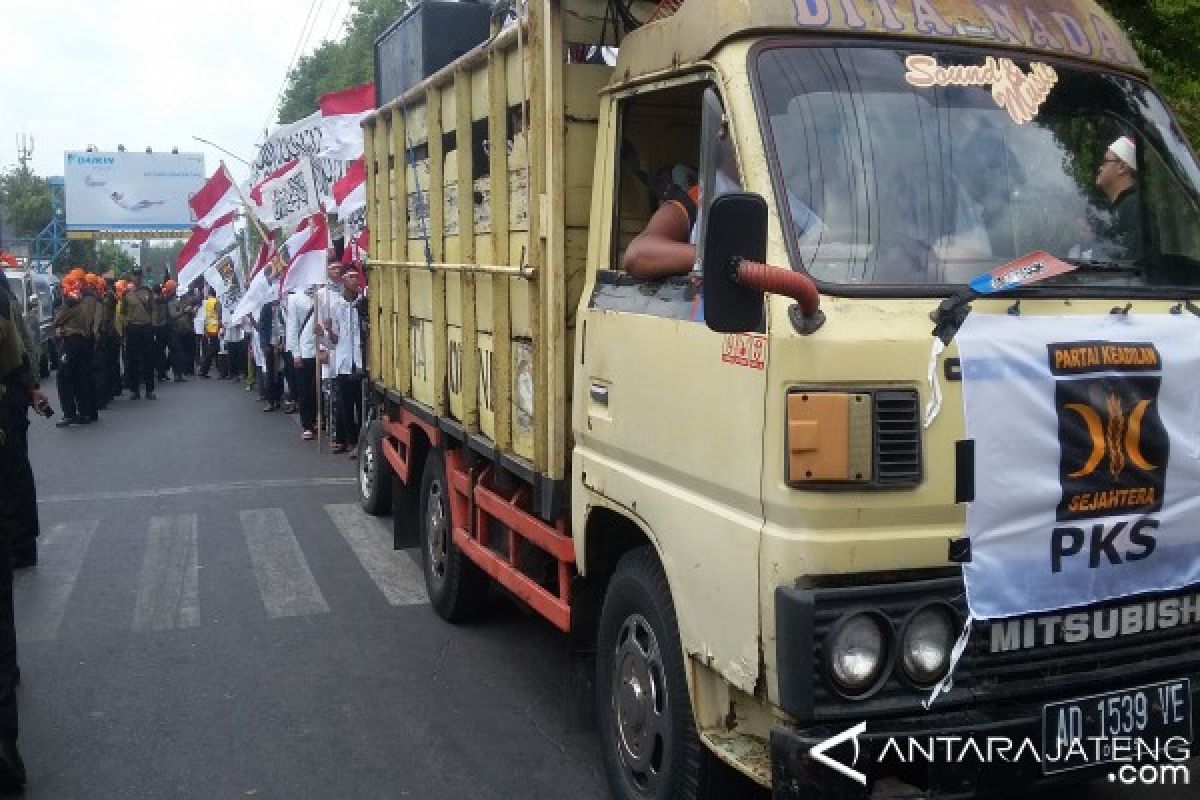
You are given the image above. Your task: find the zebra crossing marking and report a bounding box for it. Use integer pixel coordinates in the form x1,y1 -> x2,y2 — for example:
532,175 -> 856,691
16,519 -> 98,642
241,508 -> 330,619
133,515 -> 200,631
325,504 -> 428,607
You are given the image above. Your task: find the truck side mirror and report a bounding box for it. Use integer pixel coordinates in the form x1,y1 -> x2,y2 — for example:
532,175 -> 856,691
701,192 -> 766,333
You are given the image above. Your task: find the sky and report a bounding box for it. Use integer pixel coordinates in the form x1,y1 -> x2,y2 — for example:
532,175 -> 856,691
0,0 -> 351,186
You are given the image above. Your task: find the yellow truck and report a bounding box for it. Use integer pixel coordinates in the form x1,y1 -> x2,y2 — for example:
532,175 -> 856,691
357,1 -> 1200,797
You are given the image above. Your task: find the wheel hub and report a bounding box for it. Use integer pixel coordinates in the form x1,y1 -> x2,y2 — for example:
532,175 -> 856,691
426,481 -> 448,580
359,441 -> 375,498
611,613 -> 667,792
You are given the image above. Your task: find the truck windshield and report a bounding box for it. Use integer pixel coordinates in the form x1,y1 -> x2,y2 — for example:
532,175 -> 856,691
754,45 -> 1200,290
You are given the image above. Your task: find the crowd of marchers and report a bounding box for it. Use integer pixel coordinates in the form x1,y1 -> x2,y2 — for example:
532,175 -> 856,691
51,252 -> 367,454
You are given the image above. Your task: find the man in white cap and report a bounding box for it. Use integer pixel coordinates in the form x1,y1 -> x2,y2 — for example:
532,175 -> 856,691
1094,135 -> 1143,257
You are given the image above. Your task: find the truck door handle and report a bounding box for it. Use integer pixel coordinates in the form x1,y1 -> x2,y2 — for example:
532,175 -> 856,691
589,383 -> 609,406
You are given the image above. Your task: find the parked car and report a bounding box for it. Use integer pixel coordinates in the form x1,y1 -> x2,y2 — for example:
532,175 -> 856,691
4,268 -> 56,377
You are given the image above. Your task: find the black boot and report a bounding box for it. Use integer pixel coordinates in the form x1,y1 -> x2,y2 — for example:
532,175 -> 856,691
0,737 -> 26,791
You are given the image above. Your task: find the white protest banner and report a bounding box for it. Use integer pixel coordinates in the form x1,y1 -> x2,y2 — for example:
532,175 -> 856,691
957,313 -> 1200,621
252,111 -> 346,208
252,157 -> 322,231
206,251 -> 243,326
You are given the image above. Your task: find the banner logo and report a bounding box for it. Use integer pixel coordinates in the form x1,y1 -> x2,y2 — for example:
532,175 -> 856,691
1049,342 -> 1167,522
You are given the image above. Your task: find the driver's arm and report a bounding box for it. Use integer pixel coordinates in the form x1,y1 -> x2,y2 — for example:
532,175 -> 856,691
622,201 -> 696,280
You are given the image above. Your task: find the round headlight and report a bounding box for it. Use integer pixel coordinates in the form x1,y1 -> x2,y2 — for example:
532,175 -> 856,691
828,613 -> 889,694
900,606 -> 956,686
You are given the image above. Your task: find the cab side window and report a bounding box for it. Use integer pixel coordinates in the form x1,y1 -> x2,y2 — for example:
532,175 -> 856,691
592,81 -> 708,320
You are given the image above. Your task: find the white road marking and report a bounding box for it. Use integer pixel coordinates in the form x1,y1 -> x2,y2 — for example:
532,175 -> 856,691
38,477 -> 356,505
241,508 -> 330,618
15,520 -> 99,642
133,515 -> 200,631
325,504 -> 428,607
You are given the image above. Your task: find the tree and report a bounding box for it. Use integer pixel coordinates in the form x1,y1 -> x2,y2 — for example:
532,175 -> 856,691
1099,1 -> 1199,148
95,242 -> 135,276
140,241 -> 185,279
0,166 -> 53,237
276,0 -> 415,124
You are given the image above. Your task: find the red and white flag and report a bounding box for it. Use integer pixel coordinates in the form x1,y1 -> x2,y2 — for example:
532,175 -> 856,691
250,157 -> 321,231
281,213 -> 330,293
189,165 -> 240,228
318,82 -> 374,161
176,210 -> 238,288
342,225 -> 369,268
332,157 -> 366,217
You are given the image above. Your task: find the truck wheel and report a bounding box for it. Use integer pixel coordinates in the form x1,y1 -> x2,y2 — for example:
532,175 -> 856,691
358,416 -> 392,516
419,449 -> 487,622
597,547 -> 732,800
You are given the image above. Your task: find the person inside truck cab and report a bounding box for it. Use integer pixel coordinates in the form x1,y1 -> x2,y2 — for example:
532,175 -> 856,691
622,118 -> 823,281
1093,135 -> 1143,258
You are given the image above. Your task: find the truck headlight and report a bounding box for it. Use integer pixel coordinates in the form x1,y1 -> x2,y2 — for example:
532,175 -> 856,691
827,612 -> 890,695
900,605 -> 956,686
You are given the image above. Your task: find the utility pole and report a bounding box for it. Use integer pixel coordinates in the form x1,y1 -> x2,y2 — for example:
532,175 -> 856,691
15,134 -> 33,170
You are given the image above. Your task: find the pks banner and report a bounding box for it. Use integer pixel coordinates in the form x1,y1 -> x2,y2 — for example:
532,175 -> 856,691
957,314 -> 1200,620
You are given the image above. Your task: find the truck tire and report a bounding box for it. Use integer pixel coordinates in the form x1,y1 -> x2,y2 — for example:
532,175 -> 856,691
597,547 -> 738,800
358,416 -> 392,516
419,449 -> 487,622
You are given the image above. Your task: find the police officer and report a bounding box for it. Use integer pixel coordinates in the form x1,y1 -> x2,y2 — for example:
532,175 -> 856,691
54,271 -> 97,426
117,268 -> 157,400
166,287 -> 196,382
0,272 -> 42,789
151,282 -> 171,383
0,275 -> 44,570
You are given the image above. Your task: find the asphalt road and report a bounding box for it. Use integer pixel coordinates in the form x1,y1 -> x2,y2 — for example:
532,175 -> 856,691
18,375 -> 606,800
14,374 -> 1198,799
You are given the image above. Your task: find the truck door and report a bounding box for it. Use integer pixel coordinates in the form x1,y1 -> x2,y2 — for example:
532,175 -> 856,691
574,78 -> 765,693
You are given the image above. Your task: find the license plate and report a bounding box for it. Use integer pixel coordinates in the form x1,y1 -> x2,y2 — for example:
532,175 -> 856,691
1042,678 -> 1192,774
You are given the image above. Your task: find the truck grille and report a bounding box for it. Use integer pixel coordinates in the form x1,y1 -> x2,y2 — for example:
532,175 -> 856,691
873,390 -> 921,486
783,578 -> 1200,723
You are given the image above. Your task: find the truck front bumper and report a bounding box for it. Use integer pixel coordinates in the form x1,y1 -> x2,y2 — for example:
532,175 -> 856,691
770,681 -> 1200,799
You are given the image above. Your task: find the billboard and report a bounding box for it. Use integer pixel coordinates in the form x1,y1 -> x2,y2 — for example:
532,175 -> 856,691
64,151 -> 206,232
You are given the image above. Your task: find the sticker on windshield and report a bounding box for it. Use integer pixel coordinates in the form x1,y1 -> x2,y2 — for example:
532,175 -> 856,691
904,55 -> 1058,124
968,251 -> 1076,294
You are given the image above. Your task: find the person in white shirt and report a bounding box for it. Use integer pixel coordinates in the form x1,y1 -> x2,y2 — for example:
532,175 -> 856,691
284,287 -> 318,439
329,271 -> 364,455
315,260 -> 343,445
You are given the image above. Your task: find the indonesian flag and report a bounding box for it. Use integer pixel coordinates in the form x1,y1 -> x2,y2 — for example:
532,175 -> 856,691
281,213 -> 330,293
332,157 -> 366,217
343,225 -> 369,266
232,261 -> 276,322
318,82 -> 374,161
189,165 -> 240,228
250,158 -> 321,231
176,210 -> 237,288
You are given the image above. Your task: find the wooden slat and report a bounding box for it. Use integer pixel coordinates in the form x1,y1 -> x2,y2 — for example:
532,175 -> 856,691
390,107 -> 412,395
427,86 -> 449,416
455,70 -> 480,431
542,0 -> 568,483
364,122 -> 383,379
488,44 -> 514,454
527,0 -> 549,476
